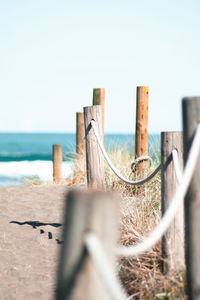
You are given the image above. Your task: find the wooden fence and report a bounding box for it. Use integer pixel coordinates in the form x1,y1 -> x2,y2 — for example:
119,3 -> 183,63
54,90 -> 200,300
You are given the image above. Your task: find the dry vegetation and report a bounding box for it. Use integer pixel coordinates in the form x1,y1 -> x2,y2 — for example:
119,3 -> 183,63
67,145 -> 187,299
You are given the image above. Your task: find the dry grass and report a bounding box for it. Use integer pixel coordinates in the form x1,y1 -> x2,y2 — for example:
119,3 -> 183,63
66,153 -> 87,185
68,146 -> 187,299
118,197 -> 186,299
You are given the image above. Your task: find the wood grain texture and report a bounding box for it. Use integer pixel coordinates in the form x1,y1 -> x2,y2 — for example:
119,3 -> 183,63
135,86 -> 149,175
76,112 -> 85,155
161,132 -> 184,274
93,88 -> 105,140
183,97 -> 200,299
84,105 -> 105,189
52,144 -> 62,183
56,189 -> 118,300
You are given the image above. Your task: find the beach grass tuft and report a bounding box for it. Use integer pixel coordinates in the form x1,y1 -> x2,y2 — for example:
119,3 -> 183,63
68,143 -> 186,299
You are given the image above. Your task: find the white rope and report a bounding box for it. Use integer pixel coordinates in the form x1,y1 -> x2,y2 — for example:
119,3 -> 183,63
172,149 -> 183,184
84,232 -> 128,300
91,120 -> 161,185
116,124 -> 200,257
131,155 -> 152,172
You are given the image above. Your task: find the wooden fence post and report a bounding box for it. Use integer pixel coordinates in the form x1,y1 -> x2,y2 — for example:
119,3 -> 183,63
52,144 -> 62,183
135,86 -> 149,176
161,132 -> 184,274
84,105 -> 105,189
93,88 -> 105,140
76,112 -> 85,156
56,189 -> 118,300
182,97 -> 200,299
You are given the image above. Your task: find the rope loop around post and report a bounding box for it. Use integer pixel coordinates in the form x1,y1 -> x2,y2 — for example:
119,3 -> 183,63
116,124 -> 200,257
90,120 -> 161,186
131,155 -> 152,172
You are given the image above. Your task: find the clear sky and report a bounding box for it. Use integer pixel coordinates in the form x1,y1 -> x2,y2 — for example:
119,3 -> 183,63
1,0 -> 200,133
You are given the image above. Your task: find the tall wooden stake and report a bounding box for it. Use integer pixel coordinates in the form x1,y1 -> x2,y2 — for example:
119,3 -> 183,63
93,88 -> 105,140
52,144 -> 62,183
76,112 -> 85,155
161,132 -> 184,274
84,105 -> 105,189
183,97 -> 200,300
56,189 -> 118,300
135,86 -> 149,176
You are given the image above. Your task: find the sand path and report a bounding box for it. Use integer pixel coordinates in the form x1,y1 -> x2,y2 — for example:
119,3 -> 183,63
0,186 -> 69,300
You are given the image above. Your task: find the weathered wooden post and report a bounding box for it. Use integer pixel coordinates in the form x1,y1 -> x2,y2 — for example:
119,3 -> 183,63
182,97 -> 200,299
161,132 -> 184,274
76,112 -> 85,156
56,189 -> 119,300
93,88 -> 105,140
135,86 -> 149,176
84,105 -> 105,189
52,144 -> 62,183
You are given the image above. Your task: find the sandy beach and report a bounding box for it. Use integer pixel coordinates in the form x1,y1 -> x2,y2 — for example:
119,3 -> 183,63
0,185 -> 69,300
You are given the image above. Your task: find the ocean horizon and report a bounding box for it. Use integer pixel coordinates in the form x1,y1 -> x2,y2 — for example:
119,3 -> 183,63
0,132 -> 160,186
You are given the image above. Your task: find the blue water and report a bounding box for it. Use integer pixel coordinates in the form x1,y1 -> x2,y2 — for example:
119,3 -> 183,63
0,133 -> 75,161
0,133 -> 160,186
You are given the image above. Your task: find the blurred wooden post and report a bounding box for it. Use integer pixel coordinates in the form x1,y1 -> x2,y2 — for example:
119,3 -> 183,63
161,132 -> 184,274
76,112 -> 85,156
52,144 -> 62,183
93,88 -> 105,140
84,105 -> 105,189
135,86 -> 149,176
182,97 -> 200,299
56,189 -> 118,300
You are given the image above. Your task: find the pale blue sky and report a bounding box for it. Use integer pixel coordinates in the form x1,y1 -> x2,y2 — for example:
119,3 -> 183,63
0,0 -> 200,133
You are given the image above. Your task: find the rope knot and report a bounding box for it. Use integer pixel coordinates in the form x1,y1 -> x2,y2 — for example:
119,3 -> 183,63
131,156 -> 152,172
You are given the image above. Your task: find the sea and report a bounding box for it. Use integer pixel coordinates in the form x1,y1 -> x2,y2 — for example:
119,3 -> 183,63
0,133 -> 160,186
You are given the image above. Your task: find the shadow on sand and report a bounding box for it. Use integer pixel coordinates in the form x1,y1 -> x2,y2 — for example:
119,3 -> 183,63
10,220 -> 63,244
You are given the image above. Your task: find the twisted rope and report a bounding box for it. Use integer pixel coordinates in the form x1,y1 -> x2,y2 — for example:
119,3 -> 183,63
131,155 -> 152,172
116,124 -> 200,257
85,232 -> 128,300
91,120 -> 161,185
172,149 -> 183,184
